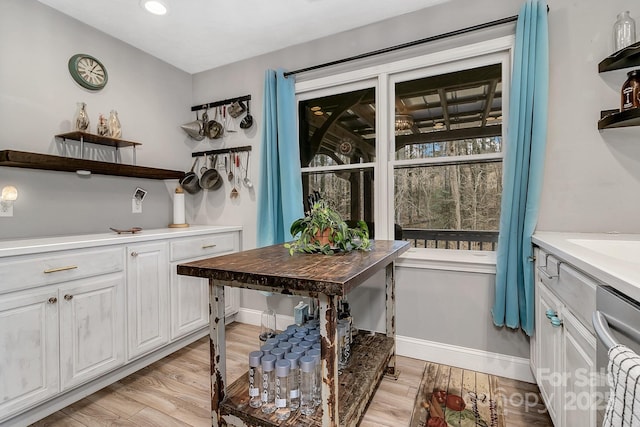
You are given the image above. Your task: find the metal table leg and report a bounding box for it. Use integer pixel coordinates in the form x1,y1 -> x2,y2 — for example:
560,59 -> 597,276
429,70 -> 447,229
318,293 -> 339,427
385,262 -> 397,376
209,280 -> 227,427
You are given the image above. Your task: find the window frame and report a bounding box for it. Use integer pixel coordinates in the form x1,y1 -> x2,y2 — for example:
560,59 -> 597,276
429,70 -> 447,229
295,36 -> 514,270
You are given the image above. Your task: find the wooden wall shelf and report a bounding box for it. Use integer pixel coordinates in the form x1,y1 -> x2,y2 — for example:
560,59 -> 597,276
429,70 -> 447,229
598,108 -> 640,129
55,131 -> 142,148
599,42 -> 640,73
0,150 -> 184,180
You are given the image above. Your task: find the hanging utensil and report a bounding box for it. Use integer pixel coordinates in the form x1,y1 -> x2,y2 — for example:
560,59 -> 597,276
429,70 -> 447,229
180,111 -> 205,141
243,151 -> 253,189
227,153 -> 234,181
230,154 -> 239,198
240,100 -> 253,129
228,100 -> 246,118
179,157 -> 202,194
200,155 -> 222,190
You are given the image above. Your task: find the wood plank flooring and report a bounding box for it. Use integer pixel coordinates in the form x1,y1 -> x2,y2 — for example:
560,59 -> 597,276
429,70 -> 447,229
32,323 -> 552,427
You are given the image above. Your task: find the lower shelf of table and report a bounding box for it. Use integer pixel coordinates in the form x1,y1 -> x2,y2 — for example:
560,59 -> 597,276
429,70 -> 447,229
220,331 -> 394,427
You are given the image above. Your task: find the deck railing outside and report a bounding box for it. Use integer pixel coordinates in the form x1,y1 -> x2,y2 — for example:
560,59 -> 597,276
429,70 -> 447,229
401,229 -> 499,251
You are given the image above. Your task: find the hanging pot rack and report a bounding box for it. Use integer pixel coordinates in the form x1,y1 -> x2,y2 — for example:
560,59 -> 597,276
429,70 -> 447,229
191,145 -> 252,158
191,94 -> 251,112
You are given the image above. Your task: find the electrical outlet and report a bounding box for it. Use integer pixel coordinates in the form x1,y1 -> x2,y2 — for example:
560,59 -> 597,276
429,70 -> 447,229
132,198 -> 142,213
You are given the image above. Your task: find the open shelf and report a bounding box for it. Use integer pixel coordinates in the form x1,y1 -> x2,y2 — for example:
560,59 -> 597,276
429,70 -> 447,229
598,108 -> 640,129
0,150 -> 184,180
55,131 -> 142,148
220,331 -> 394,427
599,41 -> 640,73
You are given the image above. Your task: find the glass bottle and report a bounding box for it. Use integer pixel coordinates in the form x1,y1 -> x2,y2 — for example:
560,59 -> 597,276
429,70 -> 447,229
299,355 -> 316,416
614,11 -> 637,52
274,359 -> 291,421
74,102 -> 89,131
621,69 -> 640,111
284,352 -> 301,410
259,343 -> 274,356
271,347 -> 286,361
108,110 -> 122,138
338,322 -> 348,371
96,113 -> 108,136
260,354 -> 277,414
307,348 -> 322,407
248,351 -> 263,408
259,308 -> 276,346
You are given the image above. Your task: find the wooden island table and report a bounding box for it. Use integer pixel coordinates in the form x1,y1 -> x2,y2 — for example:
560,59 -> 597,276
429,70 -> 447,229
177,240 -> 409,427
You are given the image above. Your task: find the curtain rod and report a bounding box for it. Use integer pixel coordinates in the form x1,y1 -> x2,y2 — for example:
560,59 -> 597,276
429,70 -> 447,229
284,12 -> 530,77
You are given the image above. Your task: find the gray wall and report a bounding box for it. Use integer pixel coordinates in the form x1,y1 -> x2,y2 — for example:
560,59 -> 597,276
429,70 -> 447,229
0,0 -> 193,239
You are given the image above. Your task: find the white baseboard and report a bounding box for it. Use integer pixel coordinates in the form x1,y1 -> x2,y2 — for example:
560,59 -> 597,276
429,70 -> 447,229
236,308 -> 296,331
236,308 -> 533,383
396,335 -> 535,383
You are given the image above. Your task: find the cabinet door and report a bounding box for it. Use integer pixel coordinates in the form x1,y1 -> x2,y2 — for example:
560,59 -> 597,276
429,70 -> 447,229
0,288 -> 59,421
126,242 -> 169,360
58,273 -> 125,391
562,309 -> 597,427
535,281 -> 563,425
170,261 -> 208,340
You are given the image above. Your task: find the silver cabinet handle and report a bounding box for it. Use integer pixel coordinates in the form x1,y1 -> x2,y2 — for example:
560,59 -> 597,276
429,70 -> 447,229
131,251 -> 138,257
48,297 -> 57,304
44,265 -> 78,274
64,294 -> 73,301
536,266 -> 557,280
202,244 -> 217,249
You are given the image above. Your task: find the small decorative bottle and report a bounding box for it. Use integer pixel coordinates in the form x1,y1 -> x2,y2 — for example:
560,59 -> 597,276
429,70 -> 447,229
274,359 -> 291,421
97,114 -> 108,136
248,351 -> 263,409
260,354 -> 277,414
108,110 -> 122,138
307,349 -> 322,407
621,70 -> 640,111
284,352 -> 301,410
299,355 -> 316,416
613,11 -> 637,52
74,102 -> 89,131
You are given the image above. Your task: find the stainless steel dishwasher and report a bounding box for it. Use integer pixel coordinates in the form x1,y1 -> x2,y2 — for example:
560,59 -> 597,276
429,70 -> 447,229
593,285 -> 640,426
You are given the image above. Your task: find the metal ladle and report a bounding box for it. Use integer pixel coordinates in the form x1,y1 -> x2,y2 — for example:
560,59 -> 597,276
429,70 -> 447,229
243,151 -> 253,189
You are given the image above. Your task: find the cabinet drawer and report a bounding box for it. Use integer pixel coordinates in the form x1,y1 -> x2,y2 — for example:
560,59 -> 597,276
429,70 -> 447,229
170,233 -> 238,262
0,247 -> 124,294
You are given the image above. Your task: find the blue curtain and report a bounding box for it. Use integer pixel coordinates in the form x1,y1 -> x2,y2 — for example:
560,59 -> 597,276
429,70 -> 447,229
256,69 -> 304,247
492,0 -> 548,336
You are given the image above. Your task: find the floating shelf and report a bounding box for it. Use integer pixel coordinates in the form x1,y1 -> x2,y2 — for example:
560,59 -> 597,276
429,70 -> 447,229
598,41 -> 640,73
0,150 -> 184,180
55,131 -> 142,148
598,108 -> 640,129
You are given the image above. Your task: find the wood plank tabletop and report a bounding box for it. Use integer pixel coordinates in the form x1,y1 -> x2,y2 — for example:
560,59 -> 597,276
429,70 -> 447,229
177,240 -> 409,296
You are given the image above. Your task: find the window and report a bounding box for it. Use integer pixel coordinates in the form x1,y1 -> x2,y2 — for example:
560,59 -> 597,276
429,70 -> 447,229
296,39 -> 511,251
392,64 -> 503,250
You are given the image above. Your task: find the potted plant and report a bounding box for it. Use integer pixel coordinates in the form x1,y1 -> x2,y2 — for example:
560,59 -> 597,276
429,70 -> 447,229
285,200 -> 371,255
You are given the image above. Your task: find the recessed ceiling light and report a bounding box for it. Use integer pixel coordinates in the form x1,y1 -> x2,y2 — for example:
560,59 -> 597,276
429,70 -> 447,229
310,106 -> 322,111
141,0 -> 168,15
313,111 -> 324,116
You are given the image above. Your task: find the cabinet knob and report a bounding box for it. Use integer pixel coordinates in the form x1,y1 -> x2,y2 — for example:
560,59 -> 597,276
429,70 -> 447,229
550,316 -> 563,327
545,309 -> 556,319
131,251 -> 138,257
64,294 -> 73,301
48,297 -> 58,304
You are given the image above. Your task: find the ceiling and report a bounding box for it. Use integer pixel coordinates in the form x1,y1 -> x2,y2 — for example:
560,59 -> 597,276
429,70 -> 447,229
38,0 -> 449,74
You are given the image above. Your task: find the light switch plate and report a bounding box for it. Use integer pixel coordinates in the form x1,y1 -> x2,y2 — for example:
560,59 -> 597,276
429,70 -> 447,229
0,205 -> 13,217
132,198 -> 142,213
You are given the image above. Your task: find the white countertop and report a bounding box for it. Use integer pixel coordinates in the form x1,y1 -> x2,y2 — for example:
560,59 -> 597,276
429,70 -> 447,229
533,231 -> 640,302
0,225 -> 242,257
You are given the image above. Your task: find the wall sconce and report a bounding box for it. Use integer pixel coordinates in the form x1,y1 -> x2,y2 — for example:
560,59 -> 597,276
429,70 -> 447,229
0,186 -> 18,217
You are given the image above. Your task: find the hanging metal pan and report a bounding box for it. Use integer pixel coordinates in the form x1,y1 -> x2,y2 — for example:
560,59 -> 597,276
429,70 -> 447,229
206,107 -> 224,139
240,100 -> 253,129
179,157 -> 202,194
180,111 -> 205,141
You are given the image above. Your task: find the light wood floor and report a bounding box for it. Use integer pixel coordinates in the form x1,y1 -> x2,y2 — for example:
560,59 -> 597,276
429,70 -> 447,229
32,323 -> 552,427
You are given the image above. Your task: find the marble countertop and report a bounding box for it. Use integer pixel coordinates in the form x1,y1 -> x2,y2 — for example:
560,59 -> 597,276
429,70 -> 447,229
532,231 -> 640,303
0,225 -> 242,257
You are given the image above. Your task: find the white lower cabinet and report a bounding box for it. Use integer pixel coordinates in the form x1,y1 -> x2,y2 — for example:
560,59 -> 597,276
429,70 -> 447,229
0,226 -> 241,426
59,273 -> 125,391
126,242 -> 169,360
532,247 -> 597,427
0,288 -> 59,420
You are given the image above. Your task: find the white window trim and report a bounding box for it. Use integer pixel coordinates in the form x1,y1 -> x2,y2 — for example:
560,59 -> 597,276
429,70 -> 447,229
294,36 -> 514,272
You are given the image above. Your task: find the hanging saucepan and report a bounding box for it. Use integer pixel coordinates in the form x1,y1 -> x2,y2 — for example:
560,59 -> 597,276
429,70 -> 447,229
228,100 -> 246,118
180,111 -> 205,141
206,107 -> 224,139
199,155 -> 222,190
240,100 -> 254,129
179,157 -> 202,194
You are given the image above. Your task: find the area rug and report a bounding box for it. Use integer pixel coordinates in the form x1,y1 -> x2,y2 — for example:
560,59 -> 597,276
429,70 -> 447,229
409,362 -> 505,427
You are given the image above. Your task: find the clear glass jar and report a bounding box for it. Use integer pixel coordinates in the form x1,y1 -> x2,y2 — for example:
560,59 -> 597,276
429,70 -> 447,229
107,110 -> 121,138
285,352 -> 301,410
307,348 -> 322,407
299,355 -> 316,416
259,308 -> 276,346
275,359 -> 291,421
248,351 -> 263,408
338,322 -> 348,370
259,343 -> 274,356
614,11 -> 637,52
271,347 -> 286,361
260,354 -> 277,414
74,102 -> 90,132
